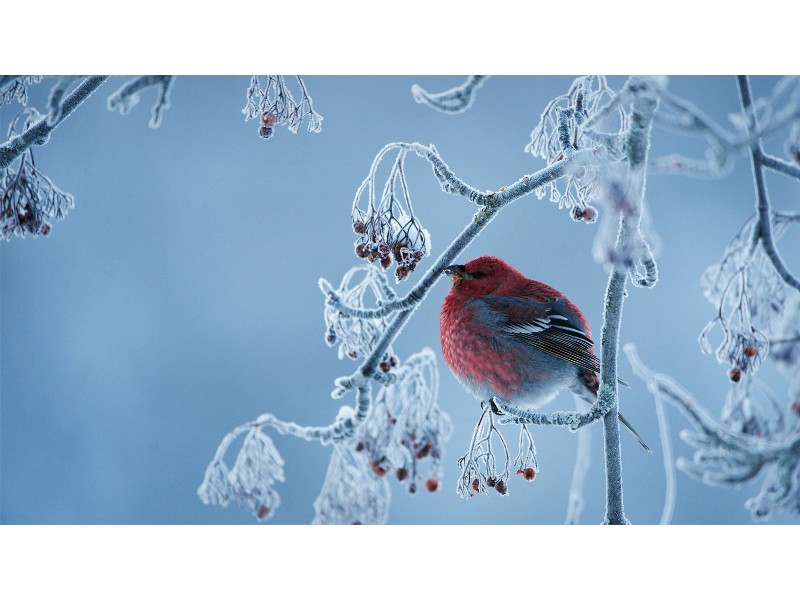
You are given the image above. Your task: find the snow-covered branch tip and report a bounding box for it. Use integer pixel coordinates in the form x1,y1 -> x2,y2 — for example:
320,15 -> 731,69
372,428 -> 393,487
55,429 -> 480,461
242,75 -> 322,139
1,76 -> 42,107
411,75 -> 489,114
107,75 -> 174,129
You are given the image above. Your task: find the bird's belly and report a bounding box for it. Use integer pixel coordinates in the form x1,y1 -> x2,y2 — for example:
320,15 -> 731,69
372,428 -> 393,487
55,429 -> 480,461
442,321 -> 579,408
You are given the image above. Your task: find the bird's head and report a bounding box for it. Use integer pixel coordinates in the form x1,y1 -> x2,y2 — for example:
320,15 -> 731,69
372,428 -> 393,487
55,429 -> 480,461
443,255 -> 524,297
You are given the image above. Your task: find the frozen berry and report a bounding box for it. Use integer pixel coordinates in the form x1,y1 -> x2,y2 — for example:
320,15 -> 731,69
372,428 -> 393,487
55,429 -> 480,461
472,478 -> 480,492
523,468 -> 536,481
581,206 -> 598,223
396,266 -> 410,281
378,242 -> 390,256
486,476 -> 497,488
39,223 -> 51,235
495,480 -> 508,495
396,468 -> 409,481
408,483 -> 417,494
743,346 -> 757,358
353,220 -> 365,234
257,505 -> 270,519
258,125 -> 274,139
372,464 -> 387,477
425,478 -> 439,492
729,367 -> 741,383
389,356 -> 398,367
380,255 -> 391,269
355,243 -> 369,258
379,361 -> 391,373
347,351 -> 358,359
355,441 -> 365,452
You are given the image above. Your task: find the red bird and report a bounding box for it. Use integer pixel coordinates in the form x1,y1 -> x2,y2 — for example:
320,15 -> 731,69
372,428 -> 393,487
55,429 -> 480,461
440,255 -> 650,452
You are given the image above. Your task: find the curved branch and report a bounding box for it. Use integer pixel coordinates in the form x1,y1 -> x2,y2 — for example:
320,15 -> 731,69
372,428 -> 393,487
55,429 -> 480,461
738,75 -> 800,293
411,75 -> 488,114
0,76 -> 109,169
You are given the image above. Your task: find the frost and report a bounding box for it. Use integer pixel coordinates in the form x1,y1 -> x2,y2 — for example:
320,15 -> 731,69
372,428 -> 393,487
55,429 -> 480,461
107,75 -> 174,129
351,145 -> 431,281
242,75 -> 322,139
1,109 -> 74,240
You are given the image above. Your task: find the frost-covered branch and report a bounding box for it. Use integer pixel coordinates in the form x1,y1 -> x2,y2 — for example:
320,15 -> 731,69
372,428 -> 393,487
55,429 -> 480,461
411,75 -> 488,114
0,76 -> 109,170
651,76 -> 800,179
107,75 -> 174,129
625,344 -> 800,521
737,76 -> 800,293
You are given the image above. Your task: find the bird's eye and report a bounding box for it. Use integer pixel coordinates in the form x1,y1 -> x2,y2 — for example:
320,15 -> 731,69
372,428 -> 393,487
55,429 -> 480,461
470,271 -> 486,279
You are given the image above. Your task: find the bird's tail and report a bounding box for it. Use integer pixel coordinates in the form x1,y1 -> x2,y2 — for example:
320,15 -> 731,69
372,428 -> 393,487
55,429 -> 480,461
573,374 -> 652,453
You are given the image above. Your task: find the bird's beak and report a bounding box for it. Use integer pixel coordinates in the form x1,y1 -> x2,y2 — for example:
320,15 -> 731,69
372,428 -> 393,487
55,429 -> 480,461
443,264 -> 467,285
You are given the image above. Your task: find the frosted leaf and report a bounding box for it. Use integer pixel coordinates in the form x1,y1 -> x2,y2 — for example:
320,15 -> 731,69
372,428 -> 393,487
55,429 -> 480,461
351,145 -> 431,281
312,444 -> 390,525
242,75 -> 323,139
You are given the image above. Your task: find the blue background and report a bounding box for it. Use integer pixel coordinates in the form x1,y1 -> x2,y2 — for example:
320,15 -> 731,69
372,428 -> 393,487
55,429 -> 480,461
2,75 -> 798,524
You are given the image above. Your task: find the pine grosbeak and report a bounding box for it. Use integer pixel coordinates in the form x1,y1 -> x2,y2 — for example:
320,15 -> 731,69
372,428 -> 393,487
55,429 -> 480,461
440,255 -> 650,452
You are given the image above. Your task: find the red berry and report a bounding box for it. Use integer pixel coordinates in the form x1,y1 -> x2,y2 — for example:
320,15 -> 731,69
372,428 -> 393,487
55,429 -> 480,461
378,242 -> 390,256
743,346 -> 757,358
472,478 -> 480,492
495,480 -> 508,495
257,506 -> 270,519
582,206 -> 598,223
39,223 -> 51,235
379,361 -> 391,373
729,367 -> 741,383
380,255 -> 391,269
372,464 -> 387,477
425,478 -> 439,492
523,468 -> 536,481
396,468 -> 409,481
261,111 -> 276,126
486,476 -> 497,488
355,243 -> 369,258
347,351 -> 358,359
353,220 -> 365,234
367,253 -> 376,263
396,266 -> 410,281
415,443 -> 431,459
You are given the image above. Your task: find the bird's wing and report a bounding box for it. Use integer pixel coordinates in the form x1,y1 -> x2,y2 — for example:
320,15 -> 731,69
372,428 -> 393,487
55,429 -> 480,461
484,296 -> 600,374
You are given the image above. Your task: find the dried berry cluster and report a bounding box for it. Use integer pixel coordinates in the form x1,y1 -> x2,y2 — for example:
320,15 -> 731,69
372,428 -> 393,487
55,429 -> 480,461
354,349 -> 451,496
352,210 -> 429,282
322,266 -> 396,362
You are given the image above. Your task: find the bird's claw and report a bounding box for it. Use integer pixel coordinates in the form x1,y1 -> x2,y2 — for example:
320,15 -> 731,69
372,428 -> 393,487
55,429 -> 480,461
489,398 -> 504,416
